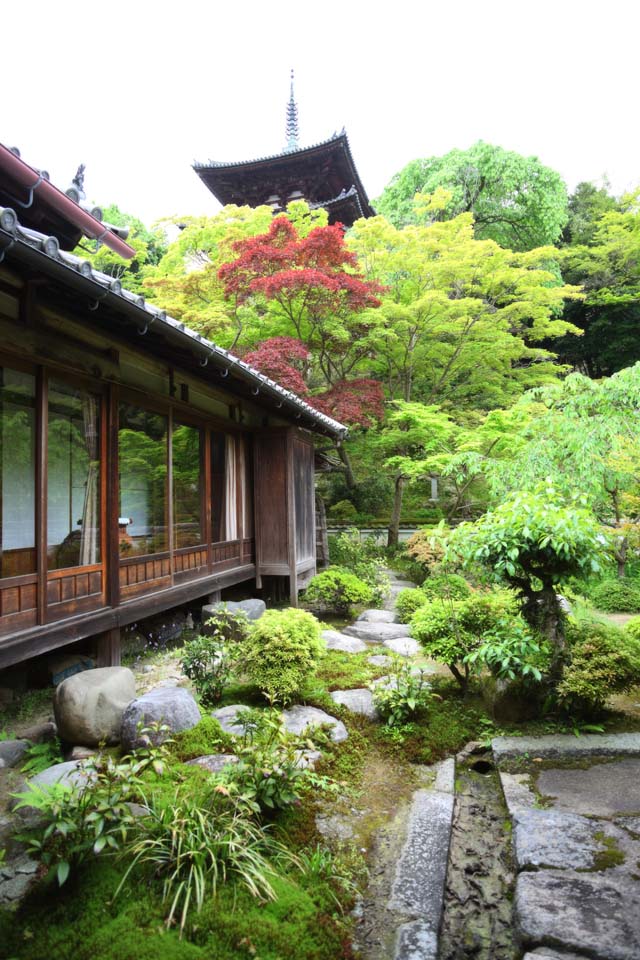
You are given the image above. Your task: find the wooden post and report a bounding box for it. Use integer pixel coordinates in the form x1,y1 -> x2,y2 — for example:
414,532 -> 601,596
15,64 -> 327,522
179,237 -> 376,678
208,590 -> 222,603
96,627 -> 121,667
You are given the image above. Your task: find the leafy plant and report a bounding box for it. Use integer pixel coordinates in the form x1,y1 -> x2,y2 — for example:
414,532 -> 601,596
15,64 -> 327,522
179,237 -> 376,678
303,567 -> 373,616
180,635 -> 230,705
327,528 -> 390,602
556,620 -> 640,715
370,659 -> 432,727
242,608 -> 324,705
395,588 -> 428,624
626,616 -> 640,642
465,619 -> 546,683
589,578 -> 640,613
116,790 -> 287,937
20,738 -> 63,776
13,726 -> 171,886
421,573 -> 472,602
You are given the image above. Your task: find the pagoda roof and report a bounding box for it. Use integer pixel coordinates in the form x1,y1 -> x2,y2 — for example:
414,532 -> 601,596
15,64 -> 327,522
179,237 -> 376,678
193,130 -> 375,226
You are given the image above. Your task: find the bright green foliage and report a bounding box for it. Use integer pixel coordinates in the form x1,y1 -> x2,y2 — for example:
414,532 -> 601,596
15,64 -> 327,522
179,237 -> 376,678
410,589 -> 520,689
116,790 -> 287,937
20,738 -> 63,775
421,573 -> 472,601
370,659 -> 432,727
303,567 -> 374,617
625,617 -> 640,642
589,578 -> 640,613
396,588 -> 429,624
327,528 -> 389,602
563,181 -> 620,247
169,717 -> 234,761
375,142 -> 569,250
75,203 -> 167,294
350,210 -> 581,409
557,620 -> 640,714
181,610 -> 250,705
328,499 -> 359,520
465,618 -> 545,683
242,609 -> 324,704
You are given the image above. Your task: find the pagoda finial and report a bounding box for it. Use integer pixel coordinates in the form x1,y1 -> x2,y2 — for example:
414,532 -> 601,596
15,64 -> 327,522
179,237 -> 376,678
285,68 -> 299,152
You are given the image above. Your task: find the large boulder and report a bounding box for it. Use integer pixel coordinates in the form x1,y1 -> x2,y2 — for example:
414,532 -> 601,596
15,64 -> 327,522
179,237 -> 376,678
282,705 -> 348,743
54,667 -> 136,747
0,739 -> 30,769
120,686 -> 200,752
322,630 -> 367,654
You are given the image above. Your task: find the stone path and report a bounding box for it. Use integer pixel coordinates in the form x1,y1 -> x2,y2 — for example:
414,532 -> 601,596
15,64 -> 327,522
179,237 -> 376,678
494,734 -> 640,960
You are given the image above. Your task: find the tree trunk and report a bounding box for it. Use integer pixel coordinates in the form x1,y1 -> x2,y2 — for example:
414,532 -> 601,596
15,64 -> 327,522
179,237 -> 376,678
337,443 -> 356,490
540,583 -> 566,683
387,474 -> 405,549
616,535 -> 628,579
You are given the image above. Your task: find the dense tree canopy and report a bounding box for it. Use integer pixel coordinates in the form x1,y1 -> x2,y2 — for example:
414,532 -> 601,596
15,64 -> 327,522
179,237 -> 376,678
375,142 -> 569,250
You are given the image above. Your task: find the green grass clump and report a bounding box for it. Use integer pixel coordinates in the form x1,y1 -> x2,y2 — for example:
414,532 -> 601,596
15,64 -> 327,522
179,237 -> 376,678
589,578 -> 640,613
169,716 -> 234,761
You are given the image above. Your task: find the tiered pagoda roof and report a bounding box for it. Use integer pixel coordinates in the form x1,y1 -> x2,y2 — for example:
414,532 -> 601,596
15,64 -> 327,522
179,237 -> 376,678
193,76 -> 374,227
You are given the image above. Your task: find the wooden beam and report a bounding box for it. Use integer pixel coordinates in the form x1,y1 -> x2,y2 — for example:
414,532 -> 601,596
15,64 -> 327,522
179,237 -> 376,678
95,628 -> 121,667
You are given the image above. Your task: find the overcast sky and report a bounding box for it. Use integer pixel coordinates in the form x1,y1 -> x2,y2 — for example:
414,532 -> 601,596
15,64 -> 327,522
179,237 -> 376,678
3,0 -> 639,227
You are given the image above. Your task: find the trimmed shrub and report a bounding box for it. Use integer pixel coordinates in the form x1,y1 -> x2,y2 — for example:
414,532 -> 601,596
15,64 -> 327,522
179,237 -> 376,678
303,567 -> 373,616
589,578 -> 640,613
328,500 -> 358,521
421,573 -> 472,602
396,588 -> 428,624
242,608 -> 324,704
626,616 -> 640,642
557,620 -> 640,713
405,529 -> 446,574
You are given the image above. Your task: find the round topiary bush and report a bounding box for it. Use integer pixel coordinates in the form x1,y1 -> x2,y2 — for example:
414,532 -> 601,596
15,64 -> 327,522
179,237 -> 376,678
395,588 -> 428,624
303,566 -> 374,616
420,573 -> 472,602
241,608 -> 324,704
589,578 -> 640,613
557,620 -> 640,714
626,616 -> 640,642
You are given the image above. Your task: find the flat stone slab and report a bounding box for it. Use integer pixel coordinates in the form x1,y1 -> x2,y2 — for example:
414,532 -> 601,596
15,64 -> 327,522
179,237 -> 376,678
516,869 -> 640,960
282,705 -> 348,743
395,919 -> 438,960
330,688 -> 377,719
185,753 -> 238,773
315,813 -> 355,841
369,654 -> 393,667
536,759 -> 640,817
202,598 -> 266,622
492,733 -> 640,762
30,759 -> 89,790
513,808 -> 613,871
390,580 -> 417,590
0,739 -> 30,769
322,629 -> 367,654
384,637 -> 421,657
616,816 -> 640,836
523,951 -> 590,960
500,771 -> 537,815
433,759 -> 455,794
388,789 -> 454,933
357,609 -> 397,623
211,704 -> 253,736
344,622 -> 412,643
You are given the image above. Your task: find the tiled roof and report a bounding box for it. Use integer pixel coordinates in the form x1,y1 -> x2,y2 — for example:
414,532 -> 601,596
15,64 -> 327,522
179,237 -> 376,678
193,131 -> 347,170
0,206 -> 348,440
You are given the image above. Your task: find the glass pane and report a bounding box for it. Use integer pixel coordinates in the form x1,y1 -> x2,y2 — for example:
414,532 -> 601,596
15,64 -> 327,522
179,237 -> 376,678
211,432 -> 238,542
0,368 -> 36,577
173,422 -> 203,548
119,404 -> 168,557
48,381 -> 101,570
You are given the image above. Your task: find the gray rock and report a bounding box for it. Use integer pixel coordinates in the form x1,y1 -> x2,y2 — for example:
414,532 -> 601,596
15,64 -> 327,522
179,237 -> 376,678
384,637 -> 421,657
0,855 -> 39,905
30,760 -> 89,790
395,920 -> 438,960
536,759 -> 640,817
202,598 -> 266,623
492,733 -> 640,763
295,749 -> 322,770
315,813 -> 354,841
357,609 -> 397,623
211,704 -> 253,737
515,869 -> 640,960
48,653 -> 95,686
388,789 -> 454,934
20,721 -> 57,744
523,951 -> 590,960
369,654 -> 393,667
54,666 -> 136,747
66,745 -> 98,762
282,705 -> 348,743
139,610 -> 186,645
500,772 -> 537,815
513,808 -> 612,871
433,759 -> 455,794
322,630 -> 367,654
616,816 -> 640,837
185,753 -> 239,773
121,686 -> 200,752
344,622 -> 412,643
0,739 -> 30,769
330,688 -> 377,719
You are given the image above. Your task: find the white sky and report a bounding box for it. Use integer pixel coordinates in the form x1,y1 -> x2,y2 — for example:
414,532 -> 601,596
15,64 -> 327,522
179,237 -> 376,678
3,0 -> 639,227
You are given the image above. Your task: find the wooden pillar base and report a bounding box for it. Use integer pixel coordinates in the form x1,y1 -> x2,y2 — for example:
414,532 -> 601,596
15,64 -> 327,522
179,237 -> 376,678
96,628 -> 121,667
208,590 -> 222,604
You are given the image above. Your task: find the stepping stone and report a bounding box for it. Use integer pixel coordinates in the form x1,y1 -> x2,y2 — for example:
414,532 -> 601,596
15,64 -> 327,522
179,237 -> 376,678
295,749 -> 322,769
390,580 -> 417,590
282,705 -> 348,743
499,772 -> 537,815
344,622 -> 411,643
186,753 -> 239,773
491,733 -> 640,763
515,869 -> 640,960
372,667 -> 430,689
369,654 -> 393,667
536,759 -> 640,817
384,637 -> 421,657
316,812 -> 355,841
330,688 -> 377,719
513,808 -> 619,871
202,598 -> 266,623
211,704 -> 254,736
357,609 -> 397,623
322,629 -> 367,654
395,920 -> 438,960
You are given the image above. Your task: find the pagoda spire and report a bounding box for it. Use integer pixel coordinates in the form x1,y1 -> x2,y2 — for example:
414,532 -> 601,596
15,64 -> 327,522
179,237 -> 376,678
285,69 -> 299,152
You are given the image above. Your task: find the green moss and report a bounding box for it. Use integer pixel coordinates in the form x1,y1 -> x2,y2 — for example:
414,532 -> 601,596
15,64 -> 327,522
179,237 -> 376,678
592,832 -> 626,871
169,716 -> 235,761
315,650 -> 383,692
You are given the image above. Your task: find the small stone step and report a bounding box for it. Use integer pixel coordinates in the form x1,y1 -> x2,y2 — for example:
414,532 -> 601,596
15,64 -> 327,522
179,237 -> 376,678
384,637 -> 421,657
282,705 -> 348,743
330,688 -> 377,719
322,629 -> 367,654
344,622 -> 411,643
357,609 -> 397,623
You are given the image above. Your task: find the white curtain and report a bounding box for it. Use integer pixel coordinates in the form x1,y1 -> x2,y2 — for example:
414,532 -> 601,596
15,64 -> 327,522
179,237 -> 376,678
79,395 -> 99,566
224,435 -> 237,541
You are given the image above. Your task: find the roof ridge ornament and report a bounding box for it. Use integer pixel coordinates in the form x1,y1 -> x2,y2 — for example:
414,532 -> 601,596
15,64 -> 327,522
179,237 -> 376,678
285,68 -> 299,153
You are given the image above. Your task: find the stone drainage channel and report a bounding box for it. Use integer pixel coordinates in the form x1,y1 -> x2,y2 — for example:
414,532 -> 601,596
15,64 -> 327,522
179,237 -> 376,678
353,733 -> 640,960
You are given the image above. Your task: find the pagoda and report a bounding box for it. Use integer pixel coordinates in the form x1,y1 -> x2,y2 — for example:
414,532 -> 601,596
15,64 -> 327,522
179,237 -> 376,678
193,72 -> 375,227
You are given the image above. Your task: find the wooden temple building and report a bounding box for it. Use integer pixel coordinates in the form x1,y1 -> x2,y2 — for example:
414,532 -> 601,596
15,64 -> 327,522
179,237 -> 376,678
193,72 -> 375,227
0,143 -> 346,671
